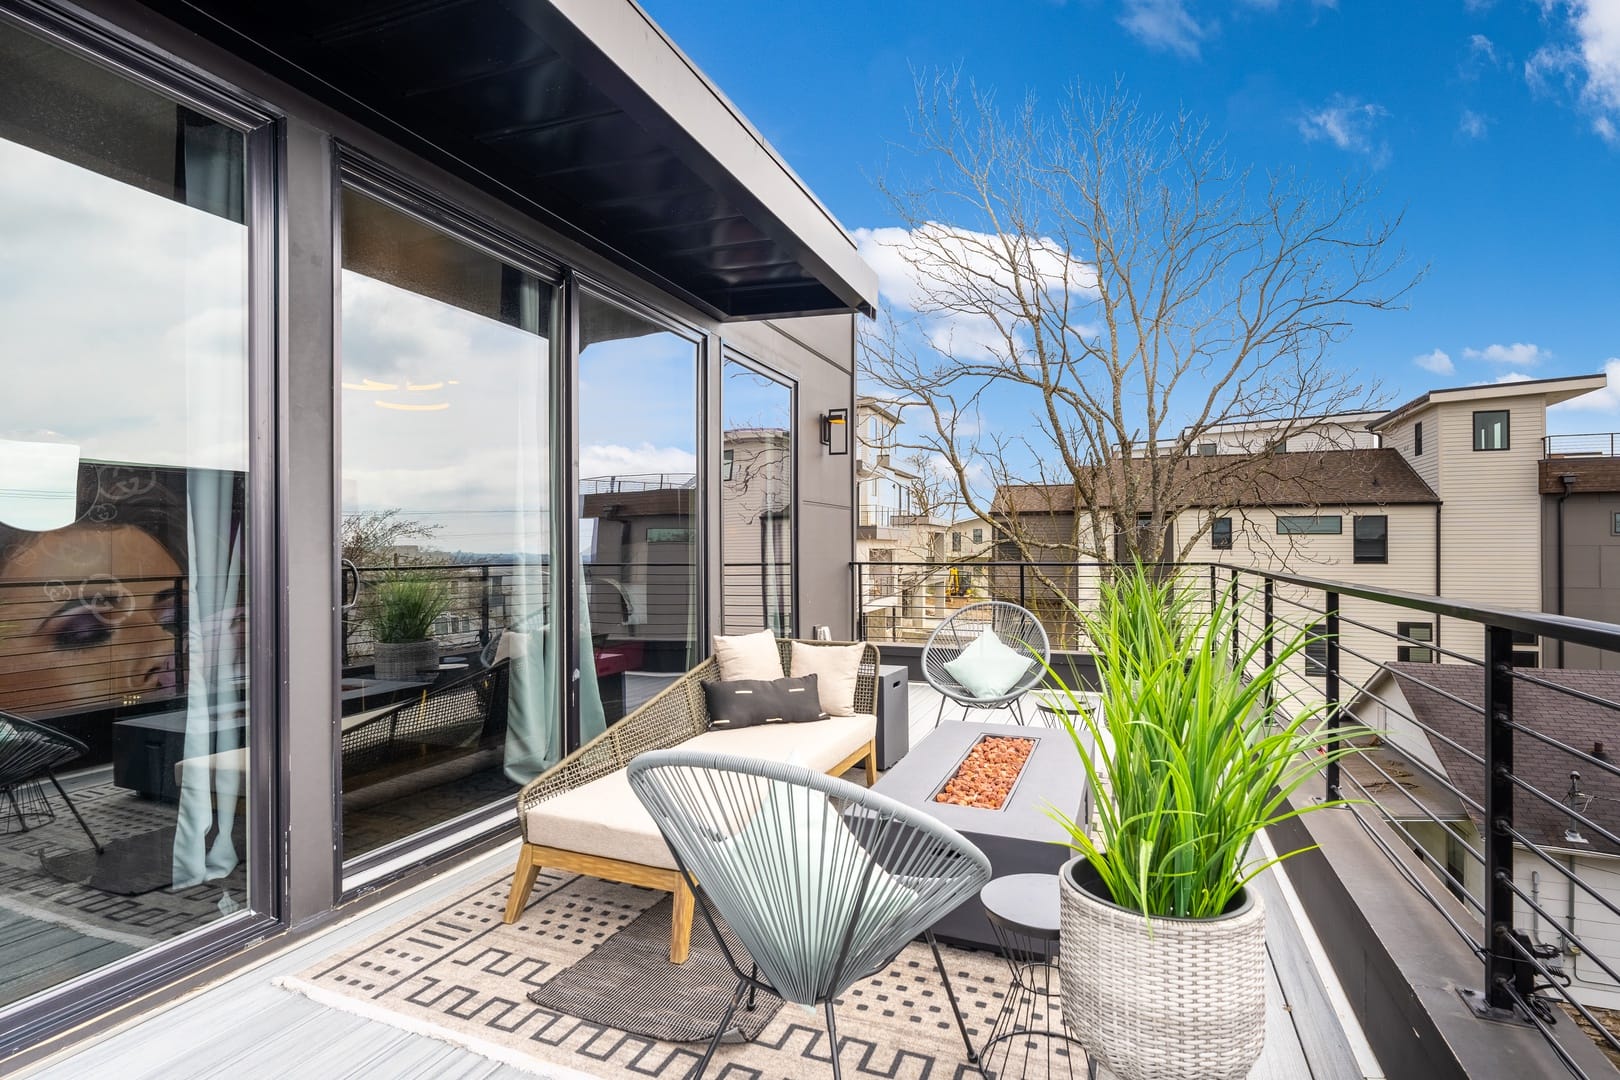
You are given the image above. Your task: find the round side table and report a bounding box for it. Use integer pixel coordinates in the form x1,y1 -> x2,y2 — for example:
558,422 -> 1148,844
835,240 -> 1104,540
979,873 -> 1093,1080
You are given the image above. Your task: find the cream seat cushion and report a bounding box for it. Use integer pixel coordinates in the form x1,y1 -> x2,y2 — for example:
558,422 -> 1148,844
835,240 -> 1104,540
523,712 -> 877,869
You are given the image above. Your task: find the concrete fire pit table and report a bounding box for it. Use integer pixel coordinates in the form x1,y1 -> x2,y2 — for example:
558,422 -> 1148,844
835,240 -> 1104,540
871,720 -> 1088,950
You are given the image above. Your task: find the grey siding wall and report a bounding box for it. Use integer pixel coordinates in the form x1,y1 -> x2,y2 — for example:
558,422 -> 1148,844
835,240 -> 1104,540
1544,493 -> 1620,670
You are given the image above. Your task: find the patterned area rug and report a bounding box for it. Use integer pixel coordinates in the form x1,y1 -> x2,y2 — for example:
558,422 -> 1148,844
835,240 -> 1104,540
282,870 -> 1058,1080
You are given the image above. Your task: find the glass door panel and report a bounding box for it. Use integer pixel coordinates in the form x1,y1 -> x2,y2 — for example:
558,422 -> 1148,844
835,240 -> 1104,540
576,295 -> 699,733
338,187 -> 556,861
720,359 -> 794,635
0,18 -> 254,1006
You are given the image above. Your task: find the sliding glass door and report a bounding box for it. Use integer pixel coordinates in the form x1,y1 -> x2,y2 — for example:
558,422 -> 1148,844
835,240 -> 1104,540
721,357 -> 794,635
0,14 -> 260,1006
575,293 -> 700,732
337,182 -> 558,862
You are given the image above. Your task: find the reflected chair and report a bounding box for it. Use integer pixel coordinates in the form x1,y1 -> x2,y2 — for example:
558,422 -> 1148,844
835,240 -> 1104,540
922,600 -> 1050,726
341,659 -> 511,785
627,749 -> 991,1080
0,711 -> 103,852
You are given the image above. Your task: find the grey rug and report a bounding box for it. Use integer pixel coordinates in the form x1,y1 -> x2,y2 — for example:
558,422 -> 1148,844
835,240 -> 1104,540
528,893 -> 784,1042
38,826 -> 177,896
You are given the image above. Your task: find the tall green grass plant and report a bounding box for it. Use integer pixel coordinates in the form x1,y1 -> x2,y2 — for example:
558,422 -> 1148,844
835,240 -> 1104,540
1048,565 -> 1361,920
368,572 -> 451,643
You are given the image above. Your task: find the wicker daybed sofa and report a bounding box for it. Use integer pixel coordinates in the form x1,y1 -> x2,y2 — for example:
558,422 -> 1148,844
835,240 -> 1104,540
502,638 -> 880,962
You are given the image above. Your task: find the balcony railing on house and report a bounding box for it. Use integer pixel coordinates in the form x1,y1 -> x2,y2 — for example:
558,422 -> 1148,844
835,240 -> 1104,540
853,557 -> 1620,1077
1545,432 -> 1620,457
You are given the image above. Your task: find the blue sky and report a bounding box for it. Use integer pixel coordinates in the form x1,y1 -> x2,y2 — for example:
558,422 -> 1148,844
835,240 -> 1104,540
645,0 -> 1620,430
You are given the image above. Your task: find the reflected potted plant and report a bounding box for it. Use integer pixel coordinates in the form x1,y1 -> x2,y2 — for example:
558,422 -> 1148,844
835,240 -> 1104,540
367,572 -> 450,680
1044,566 -> 1359,1080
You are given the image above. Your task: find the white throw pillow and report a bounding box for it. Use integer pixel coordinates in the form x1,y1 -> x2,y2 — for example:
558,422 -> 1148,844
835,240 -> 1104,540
790,641 -> 865,716
712,628 -> 783,682
943,628 -> 1035,699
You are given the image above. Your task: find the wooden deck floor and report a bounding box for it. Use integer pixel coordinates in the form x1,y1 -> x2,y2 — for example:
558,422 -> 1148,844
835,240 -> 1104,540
17,683 -> 1380,1080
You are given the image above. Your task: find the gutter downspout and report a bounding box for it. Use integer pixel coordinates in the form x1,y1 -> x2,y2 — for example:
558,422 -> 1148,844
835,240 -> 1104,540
1557,474 -> 1575,667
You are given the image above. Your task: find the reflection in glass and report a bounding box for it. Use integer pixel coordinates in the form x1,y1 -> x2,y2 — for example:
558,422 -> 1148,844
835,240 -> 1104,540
577,295 -> 699,733
0,19 -> 251,1006
338,189 -> 556,861
721,360 -> 794,635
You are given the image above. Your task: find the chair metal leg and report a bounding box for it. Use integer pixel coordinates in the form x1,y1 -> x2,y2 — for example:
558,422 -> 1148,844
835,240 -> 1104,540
934,695 -> 947,729
1010,698 -> 1028,726
823,1000 -> 844,1080
46,772 -> 102,854
3,787 -> 28,833
926,930 -> 980,1066
746,963 -> 759,1011
693,978 -> 747,1080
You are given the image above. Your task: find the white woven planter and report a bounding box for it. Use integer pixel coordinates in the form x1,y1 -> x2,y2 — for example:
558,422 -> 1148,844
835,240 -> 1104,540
1058,856 -> 1266,1080
373,639 -> 439,681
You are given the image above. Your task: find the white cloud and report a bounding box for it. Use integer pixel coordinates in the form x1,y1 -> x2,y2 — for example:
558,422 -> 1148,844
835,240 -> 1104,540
854,223 -> 1097,362
1413,348 -> 1455,375
1463,342 -> 1550,365
1119,0 -> 1207,58
579,443 -> 697,482
1527,2 -> 1620,143
1298,95 -> 1390,161
1550,358 -> 1620,412
1465,0 -> 1495,12
1495,371 -> 1534,383
1459,109 -> 1489,138
1469,34 -> 1498,64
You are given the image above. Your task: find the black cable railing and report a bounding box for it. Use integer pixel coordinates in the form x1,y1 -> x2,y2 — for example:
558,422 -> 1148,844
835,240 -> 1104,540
851,557 -> 1620,1075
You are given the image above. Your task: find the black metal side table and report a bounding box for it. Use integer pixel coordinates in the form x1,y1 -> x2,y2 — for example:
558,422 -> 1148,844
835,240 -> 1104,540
979,873 -> 1092,1080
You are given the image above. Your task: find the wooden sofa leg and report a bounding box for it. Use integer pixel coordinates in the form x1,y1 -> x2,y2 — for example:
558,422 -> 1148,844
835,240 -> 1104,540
864,741 -> 878,787
504,843 -> 540,924
670,876 -> 694,964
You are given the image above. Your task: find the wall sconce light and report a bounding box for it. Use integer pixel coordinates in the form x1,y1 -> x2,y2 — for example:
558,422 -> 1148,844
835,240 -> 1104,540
821,407 -> 849,456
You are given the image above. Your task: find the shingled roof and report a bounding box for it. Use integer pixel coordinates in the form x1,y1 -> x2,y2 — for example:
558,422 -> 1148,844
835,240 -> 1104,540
992,447 -> 1438,514
1378,662 -> 1620,857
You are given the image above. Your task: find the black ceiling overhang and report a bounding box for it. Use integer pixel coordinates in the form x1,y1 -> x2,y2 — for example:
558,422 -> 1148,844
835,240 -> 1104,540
141,0 -> 877,321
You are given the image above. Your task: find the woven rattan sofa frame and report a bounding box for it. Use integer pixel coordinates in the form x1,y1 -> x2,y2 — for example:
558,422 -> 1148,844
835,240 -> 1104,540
502,638 -> 879,963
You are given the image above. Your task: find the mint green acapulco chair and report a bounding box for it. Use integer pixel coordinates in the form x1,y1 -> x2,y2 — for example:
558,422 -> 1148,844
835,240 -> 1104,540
626,748 -> 992,1080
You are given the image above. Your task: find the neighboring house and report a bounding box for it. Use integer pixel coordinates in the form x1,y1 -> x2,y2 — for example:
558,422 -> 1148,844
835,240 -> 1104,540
945,516 -> 995,600
991,373 -> 1609,675
1541,436 -> 1620,669
1369,374 -> 1606,669
1345,663 -> 1620,1010
719,427 -> 793,636
855,396 -> 948,638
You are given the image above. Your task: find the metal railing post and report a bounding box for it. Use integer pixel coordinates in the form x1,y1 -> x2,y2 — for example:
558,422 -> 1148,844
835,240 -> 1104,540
1229,569 -> 1240,668
1263,579 -> 1275,725
1325,590 -> 1341,799
1019,563 -> 1027,610
854,563 -> 866,641
1208,564 -> 1217,617
1483,624 -> 1518,1010
478,564 -> 491,649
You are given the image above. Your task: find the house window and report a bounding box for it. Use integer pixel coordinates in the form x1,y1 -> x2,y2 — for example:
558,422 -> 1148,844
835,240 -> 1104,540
1273,440 -> 1289,455
1198,442 -> 1217,456
1211,516 -> 1233,550
1304,623 -> 1329,678
1611,511 -> 1620,536
1353,515 -> 1388,563
1473,410 -> 1510,451
1414,421 -> 1423,456
1276,514 -> 1342,535
952,531 -> 962,553
722,448 -> 734,480
973,528 -> 984,544
1397,622 -> 1434,664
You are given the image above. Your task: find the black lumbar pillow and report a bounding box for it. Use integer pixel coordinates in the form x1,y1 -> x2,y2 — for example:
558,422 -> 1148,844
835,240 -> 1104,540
704,674 -> 826,729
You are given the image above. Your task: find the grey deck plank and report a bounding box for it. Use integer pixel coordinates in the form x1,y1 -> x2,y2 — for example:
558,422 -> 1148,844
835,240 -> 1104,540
1255,867 -> 1366,1080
